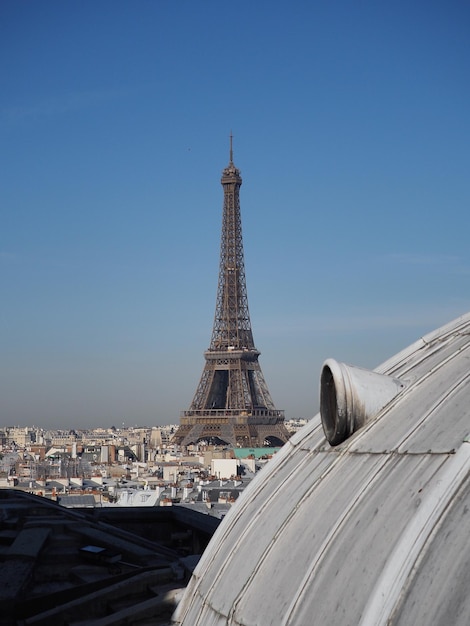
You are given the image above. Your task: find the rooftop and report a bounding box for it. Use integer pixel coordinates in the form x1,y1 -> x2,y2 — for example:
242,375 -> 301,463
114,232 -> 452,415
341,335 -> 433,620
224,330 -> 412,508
0,489 -> 220,625
174,312 -> 470,626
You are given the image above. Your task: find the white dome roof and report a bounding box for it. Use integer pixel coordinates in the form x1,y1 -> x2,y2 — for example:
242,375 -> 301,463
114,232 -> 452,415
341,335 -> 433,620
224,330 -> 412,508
174,312 -> 470,626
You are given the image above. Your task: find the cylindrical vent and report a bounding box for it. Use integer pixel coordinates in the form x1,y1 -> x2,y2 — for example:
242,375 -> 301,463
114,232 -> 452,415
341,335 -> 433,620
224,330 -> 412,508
320,359 -> 406,446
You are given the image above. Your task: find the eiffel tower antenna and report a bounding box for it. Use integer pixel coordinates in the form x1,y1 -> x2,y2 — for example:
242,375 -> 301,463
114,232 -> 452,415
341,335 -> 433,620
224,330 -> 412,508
173,139 -> 289,448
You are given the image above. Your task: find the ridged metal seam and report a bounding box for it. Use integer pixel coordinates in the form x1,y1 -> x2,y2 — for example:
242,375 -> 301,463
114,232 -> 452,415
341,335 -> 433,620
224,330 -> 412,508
359,437 -> 470,626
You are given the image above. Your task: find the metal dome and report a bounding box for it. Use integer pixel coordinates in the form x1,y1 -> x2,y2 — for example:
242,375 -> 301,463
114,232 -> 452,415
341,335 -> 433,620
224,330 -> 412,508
173,312 -> 470,626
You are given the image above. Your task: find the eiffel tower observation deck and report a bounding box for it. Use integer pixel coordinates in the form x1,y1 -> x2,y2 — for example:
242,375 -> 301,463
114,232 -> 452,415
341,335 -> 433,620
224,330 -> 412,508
173,137 -> 290,448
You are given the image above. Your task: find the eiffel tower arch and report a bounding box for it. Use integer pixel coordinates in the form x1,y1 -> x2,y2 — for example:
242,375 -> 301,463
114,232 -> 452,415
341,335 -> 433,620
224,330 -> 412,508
173,137 -> 290,448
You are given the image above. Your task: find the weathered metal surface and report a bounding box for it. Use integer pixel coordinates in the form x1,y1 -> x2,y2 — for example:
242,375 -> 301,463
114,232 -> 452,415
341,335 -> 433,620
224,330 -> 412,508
174,312 -> 470,626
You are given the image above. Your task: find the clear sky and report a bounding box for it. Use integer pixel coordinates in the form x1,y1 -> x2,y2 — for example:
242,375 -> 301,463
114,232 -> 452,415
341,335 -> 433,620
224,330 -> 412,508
2,1 -> 470,430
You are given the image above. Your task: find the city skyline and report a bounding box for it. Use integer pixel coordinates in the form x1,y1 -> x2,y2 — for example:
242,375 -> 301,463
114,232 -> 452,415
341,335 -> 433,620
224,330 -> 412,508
2,2 -> 470,429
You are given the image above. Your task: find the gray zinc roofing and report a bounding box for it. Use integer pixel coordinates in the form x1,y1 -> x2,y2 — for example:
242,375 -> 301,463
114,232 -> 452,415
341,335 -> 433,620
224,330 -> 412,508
173,312 -> 470,626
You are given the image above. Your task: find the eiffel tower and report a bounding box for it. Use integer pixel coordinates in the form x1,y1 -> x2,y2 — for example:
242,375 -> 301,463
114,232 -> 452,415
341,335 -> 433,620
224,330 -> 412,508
173,137 -> 290,448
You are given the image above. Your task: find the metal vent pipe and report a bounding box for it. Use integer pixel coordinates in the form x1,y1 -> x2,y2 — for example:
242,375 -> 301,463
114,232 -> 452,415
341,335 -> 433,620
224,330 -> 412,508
320,359 -> 406,446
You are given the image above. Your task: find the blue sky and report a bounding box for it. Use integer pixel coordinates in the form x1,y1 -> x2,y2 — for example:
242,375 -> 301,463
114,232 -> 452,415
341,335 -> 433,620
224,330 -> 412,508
1,1 -> 470,429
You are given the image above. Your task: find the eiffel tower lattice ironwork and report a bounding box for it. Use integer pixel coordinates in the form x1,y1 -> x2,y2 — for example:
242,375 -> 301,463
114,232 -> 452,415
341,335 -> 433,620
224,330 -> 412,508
173,137 -> 290,448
